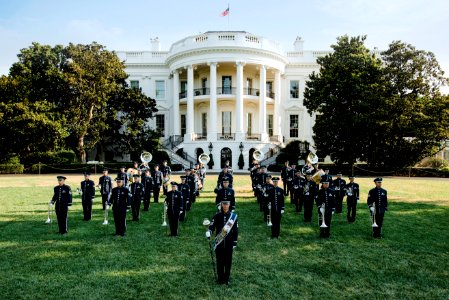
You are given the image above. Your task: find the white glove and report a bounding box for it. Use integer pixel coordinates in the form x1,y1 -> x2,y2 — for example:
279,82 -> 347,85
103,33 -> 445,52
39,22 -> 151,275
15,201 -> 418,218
320,207 -> 325,214
370,206 -> 374,212
281,210 -> 285,214
106,205 -> 110,210
179,211 -> 183,215
332,211 -> 335,215
67,206 -> 71,210
205,231 -> 211,238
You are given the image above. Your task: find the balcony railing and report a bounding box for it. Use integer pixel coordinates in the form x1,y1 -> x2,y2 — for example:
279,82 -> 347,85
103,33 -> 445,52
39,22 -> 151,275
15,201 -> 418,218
269,135 -> 282,143
217,133 -> 235,140
162,135 -> 184,149
217,87 -> 236,95
192,133 -> 207,141
244,88 -> 259,96
179,91 -> 187,99
246,134 -> 261,141
266,91 -> 275,99
179,87 -> 274,99
194,88 -> 210,96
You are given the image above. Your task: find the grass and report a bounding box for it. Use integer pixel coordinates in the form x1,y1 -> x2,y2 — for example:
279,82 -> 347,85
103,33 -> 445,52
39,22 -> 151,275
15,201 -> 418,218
0,174 -> 448,299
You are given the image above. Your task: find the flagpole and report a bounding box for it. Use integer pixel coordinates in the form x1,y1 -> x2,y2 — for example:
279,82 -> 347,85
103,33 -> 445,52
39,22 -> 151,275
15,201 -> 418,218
227,3 -> 230,30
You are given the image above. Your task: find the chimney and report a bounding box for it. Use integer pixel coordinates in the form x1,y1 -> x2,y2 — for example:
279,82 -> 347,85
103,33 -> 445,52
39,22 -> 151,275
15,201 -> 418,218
294,36 -> 304,51
151,37 -> 161,51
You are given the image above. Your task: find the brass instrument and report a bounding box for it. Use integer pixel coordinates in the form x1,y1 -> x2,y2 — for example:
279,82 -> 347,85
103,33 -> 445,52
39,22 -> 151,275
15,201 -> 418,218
267,202 -> 273,227
102,205 -> 109,225
372,202 -> 378,228
198,153 -> 210,164
162,202 -> 168,226
140,151 -> 153,163
163,176 -> 170,187
304,151 -> 324,184
45,201 -> 52,224
320,203 -> 328,228
253,149 -> 264,161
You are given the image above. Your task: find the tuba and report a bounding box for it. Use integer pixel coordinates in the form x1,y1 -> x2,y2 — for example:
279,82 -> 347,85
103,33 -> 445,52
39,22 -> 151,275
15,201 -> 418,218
253,149 -> 264,161
198,153 -> 210,164
141,151 -> 153,164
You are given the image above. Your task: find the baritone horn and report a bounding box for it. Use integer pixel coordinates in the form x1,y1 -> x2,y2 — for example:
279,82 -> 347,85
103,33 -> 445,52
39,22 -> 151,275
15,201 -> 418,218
307,152 -> 319,164
198,153 -> 210,164
253,149 -> 264,161
140,151 -> 153,163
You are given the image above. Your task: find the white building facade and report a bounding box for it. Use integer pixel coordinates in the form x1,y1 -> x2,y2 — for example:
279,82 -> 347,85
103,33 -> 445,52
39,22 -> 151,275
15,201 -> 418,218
116,31 -> 330,170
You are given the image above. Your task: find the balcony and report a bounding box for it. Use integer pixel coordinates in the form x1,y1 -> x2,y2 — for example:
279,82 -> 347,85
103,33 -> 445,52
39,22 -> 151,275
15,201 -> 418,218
246,134 -> 261,141
217,133 -> 235,140
192,133 -> 207,141
179,87 -> 275,99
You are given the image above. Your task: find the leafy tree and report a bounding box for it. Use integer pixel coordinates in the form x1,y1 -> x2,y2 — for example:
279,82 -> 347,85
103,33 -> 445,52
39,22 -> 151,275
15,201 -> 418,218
275,140 -> 310,165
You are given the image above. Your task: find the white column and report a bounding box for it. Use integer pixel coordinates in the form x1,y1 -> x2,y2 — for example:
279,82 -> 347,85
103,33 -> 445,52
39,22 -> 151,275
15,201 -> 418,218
185,65 -> 194,141
235,61 -> 244,140
173,71 -> 180,136
259,65 -> 268,141
274,70 -> 282,141
208,62 -> 218,141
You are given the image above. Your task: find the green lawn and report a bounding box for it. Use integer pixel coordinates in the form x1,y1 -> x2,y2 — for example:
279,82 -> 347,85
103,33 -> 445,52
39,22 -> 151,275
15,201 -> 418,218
0,174 -> 448,299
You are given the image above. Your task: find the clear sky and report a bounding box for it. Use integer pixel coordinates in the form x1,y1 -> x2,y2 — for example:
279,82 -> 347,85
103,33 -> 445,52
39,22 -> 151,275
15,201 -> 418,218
1,0 -> 448,86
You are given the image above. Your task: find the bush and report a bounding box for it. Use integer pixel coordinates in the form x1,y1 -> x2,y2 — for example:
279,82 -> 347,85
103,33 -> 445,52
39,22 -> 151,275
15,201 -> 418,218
0,164 -> 24,174
207,154 -> 214,170
415,157 -> 449,169
238,153 -> 244,170
22,150 -> 77,165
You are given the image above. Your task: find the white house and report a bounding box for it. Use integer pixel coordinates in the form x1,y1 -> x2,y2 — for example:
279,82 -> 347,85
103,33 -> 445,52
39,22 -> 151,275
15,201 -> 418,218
115,31 -> 331,170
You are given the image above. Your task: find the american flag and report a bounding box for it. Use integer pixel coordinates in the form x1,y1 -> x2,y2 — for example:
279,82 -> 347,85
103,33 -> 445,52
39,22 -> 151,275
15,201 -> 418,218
220,6 -> 229,17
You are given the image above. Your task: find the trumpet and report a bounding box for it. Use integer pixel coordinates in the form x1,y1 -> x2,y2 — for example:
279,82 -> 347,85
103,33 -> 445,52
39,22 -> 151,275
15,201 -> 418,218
267,203 -> 273,227
372,202 -> 378,228
45,201 -> 52,224
320,203 -> 328,228
162,202 -> 168,226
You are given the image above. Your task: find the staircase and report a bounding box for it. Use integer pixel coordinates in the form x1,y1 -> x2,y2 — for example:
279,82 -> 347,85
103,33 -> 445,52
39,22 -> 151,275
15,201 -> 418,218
259,145 -> 282,166
162,135 -> 197,168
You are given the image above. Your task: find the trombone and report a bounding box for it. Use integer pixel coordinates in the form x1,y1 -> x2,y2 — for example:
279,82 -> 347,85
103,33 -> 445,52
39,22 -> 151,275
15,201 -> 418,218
372,202 -> 378,227
162,202 -> 168,226
320,203 -> 328,228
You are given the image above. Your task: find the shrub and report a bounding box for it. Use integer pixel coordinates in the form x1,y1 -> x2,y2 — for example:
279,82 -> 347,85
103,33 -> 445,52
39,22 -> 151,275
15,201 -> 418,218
0,164 -> 24,174
238,153 -> 244,169
22,150 -> 77,165
415,157 -> 449,169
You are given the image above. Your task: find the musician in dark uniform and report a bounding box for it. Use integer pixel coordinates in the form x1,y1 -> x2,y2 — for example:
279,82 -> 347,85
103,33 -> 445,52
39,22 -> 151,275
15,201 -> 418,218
256,166 -> 269,211
161,160 -> 171,195
206,200 -> 238,285
281,160 -> 290,196
142,169 -> 153,211
179,176 -> 190,221
217,166 -> 233,188
320,168 -> 333,188
215,179 -> 236,212
117,166 -> 128,187
165,182 -> 183,237
107,178 -> 130,236
268,177 -> 285,238
51,176 -> 72,234
98,168 -> 112,210
187,168 -> 198,206
130,174 -> 145,221
261,174 -> 274,223
80,172 -> 95,221
332,172 -> 346,213
316,179 -> 336,238
345,175 -> 359,223
198,163 -> 206,189
302,172 -> 318,222
367,178 -> 388,238
250,163 -> 259,196
152,164 -> 163,203
286,164 -> 297,204
292,170 -> 305,212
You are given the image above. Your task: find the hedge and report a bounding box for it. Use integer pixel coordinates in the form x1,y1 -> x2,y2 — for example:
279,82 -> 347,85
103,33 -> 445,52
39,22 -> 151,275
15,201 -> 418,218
29,163 -> 183,174
0,164 -> 25,174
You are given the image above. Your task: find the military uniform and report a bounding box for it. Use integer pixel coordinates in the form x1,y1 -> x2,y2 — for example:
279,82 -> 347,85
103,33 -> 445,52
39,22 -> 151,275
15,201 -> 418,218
108,182 -> 130,236
268,178 -> 285,238
292,173 -> 306,212
215,186 -> 236,212
98,172 -> 112,210
208,208 -> 238,285
142,174 -> 153,211
117,168 -> 128,187
367,178 -> 388,238
280,164 -> 290,196
161,163 -> 172,195
130,179 -> 145,221
320,170 -> 333,188
152,168 -> 163,203
179,178 -> 190,221
80,174 -> 95,221
51,176 -> 72,234
250,165 -> 259,196
345,177 -> 359,222
186,171 -> 198,207
332,175 -> 347,213
316,183 -> 336,238
256,170 -> 269,211
286,166 -> 297,204
217,171 -> 233,188
261,178 -> 274,222
165,183 -> 183,236
302,177 -> 318,222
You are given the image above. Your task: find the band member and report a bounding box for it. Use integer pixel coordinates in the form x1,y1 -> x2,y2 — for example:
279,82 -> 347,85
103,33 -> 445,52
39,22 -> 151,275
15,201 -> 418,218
256,166 -> 269,211
281,160 -> 290,196
51,176 -> 72,234
292,170 -> 305,212
332,172 -> 346,213
268,177 -> 285,238
217,165 -> 233,188
142,169 -> 153,211
316,179 -> 336,238
107,178 -> 130,237
152,164 -> 163,203
187,168 -> 198,205
302,172 -> 318,222
117,166 -> 128,187
345,175 -> 359,223
250,163 -> 259,196
261,174 -> 274,222
367,178 -> 388,238
224,160 -> 233,175
80,172 -> 95,221
206,200 -> 238,285
286,163 -> 297,204
179,176 -> 190,221
320,168 -> 332,187
161,160 -> 171,195
252,165 -> 261,197
98,168 -> 112,210
198,163 -> 206,190
165,182 -> 183,237
215,179 -> 236,212
130,174 -> 145,221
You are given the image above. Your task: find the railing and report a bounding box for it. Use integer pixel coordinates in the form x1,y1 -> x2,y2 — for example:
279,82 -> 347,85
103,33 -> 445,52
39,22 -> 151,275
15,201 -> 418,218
217,133 -> 235,140
194,88 -> 210,96
217,87 -> 236,95
269,135 -> 282,143
192,133 -> 207,141
244,88 -> 259,96
246,134 -> 261,141
179,91 -> 187,99
178,150 -> 198,166
162,135 -> 184,149
266,91 -> 275,99
259,145 -> 282,165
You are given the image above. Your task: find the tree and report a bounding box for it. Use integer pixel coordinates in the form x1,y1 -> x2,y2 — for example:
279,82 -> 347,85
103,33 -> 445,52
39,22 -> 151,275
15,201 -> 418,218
275,140 -> 310,165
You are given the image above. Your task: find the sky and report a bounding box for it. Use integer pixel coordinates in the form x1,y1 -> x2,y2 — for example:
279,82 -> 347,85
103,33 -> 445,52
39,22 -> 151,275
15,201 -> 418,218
1,0 -> 448,90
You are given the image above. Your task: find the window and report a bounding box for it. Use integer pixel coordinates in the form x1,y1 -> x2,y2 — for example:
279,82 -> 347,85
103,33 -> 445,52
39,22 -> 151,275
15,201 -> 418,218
181,81 -> 187,92
290,115 -> 299,138
268,114 -> 273,136
246,78 -> 253,94
222,76 -> 232,94
247,113 -> 252,135
181,115 -> 186,136
202,78 -> 207,95
155,80 -> 165,99
266,81 -> 273,98
290,80 -> 299,98
202,113 -> 207,136
130,80 -> 139,89
222,111 -> 231,134
156,114 -> 165,136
